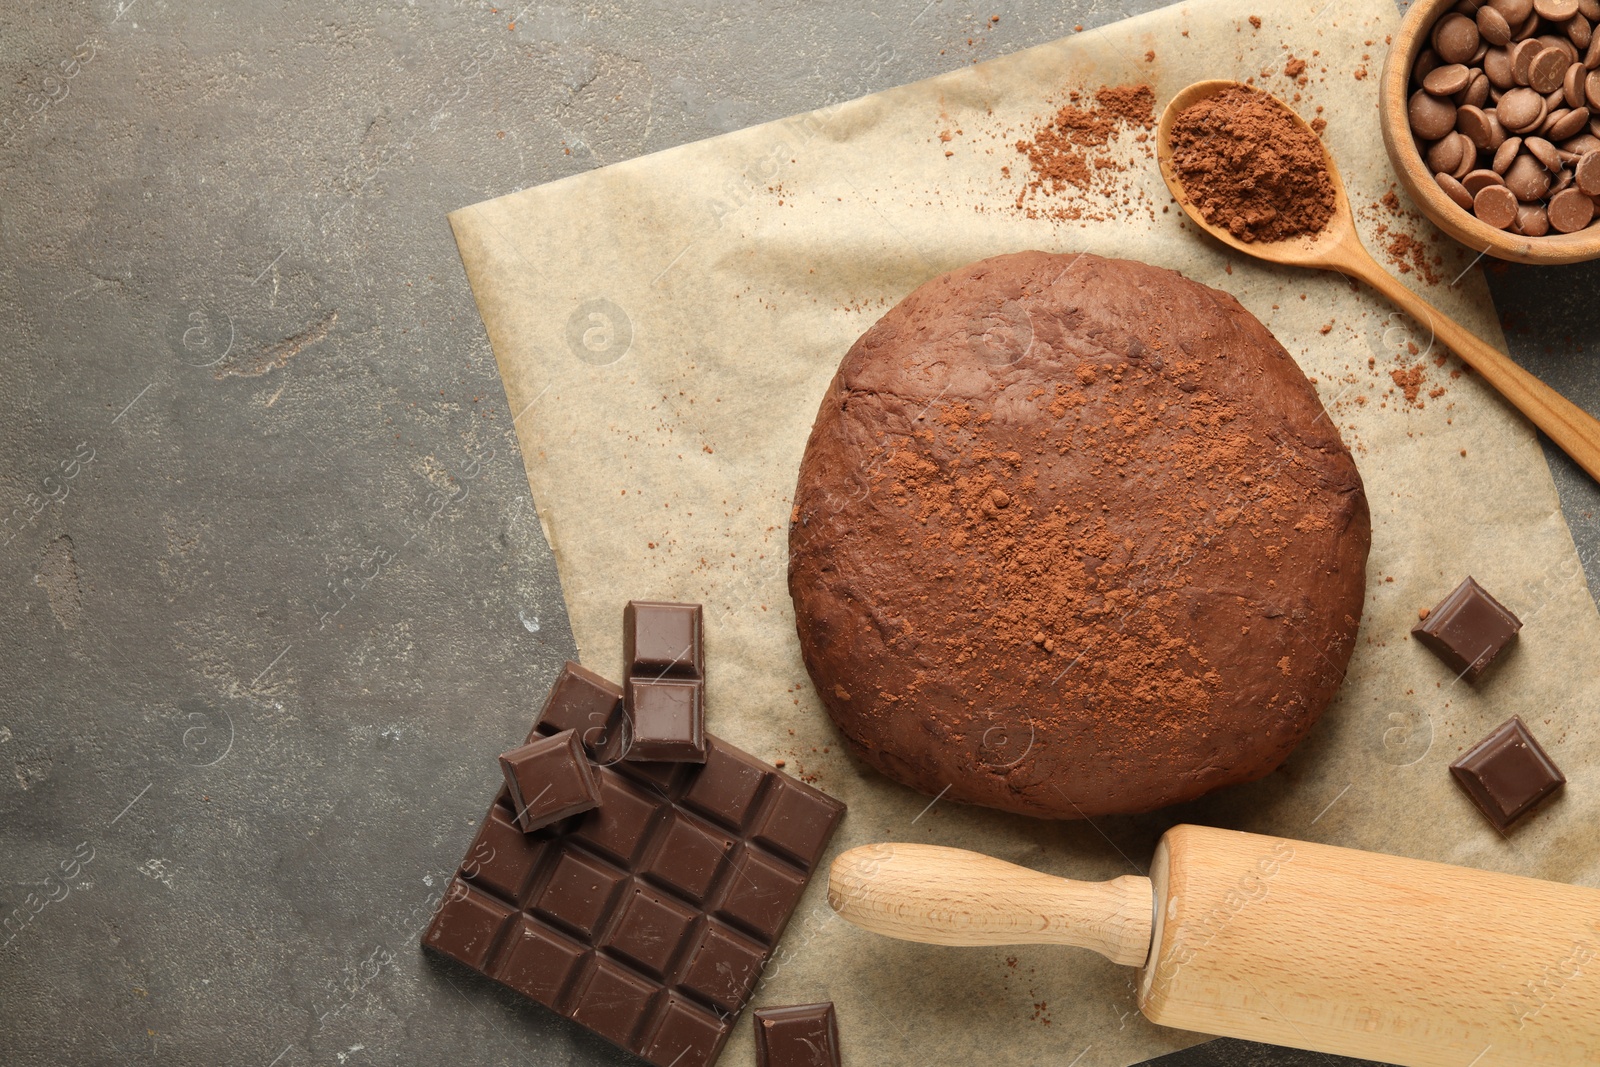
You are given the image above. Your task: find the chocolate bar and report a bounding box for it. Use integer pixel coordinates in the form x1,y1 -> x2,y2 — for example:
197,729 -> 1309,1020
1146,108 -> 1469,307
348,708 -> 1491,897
624,601 -> 707,763
423,714 -> 845,1067
1412,576 -> 1521,684
754,1002 -> 841,1067
1450,715 -> 1565,832
499,729 -> 600,832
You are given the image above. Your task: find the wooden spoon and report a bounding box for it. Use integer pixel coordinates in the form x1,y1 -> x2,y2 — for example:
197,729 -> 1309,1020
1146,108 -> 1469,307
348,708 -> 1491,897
1156,79 -> 1600,484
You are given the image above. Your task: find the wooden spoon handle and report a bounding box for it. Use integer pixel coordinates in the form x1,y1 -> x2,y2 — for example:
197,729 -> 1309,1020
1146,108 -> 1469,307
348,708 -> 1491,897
1337,243 -> 1600,481
827,842 -> 1154,966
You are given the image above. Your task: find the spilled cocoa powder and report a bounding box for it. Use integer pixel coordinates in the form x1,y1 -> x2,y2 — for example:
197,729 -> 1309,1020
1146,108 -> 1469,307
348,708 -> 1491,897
1169,85 -> 1336,243
1012,84 -> 1155,220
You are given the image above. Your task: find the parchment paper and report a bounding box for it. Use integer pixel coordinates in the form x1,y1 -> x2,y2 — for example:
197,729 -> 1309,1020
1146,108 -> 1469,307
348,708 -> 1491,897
448,1 -> 1600,1063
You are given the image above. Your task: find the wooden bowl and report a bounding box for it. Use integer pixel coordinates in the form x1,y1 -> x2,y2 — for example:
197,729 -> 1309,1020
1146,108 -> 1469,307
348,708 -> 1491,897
1380,0 -> 1600,265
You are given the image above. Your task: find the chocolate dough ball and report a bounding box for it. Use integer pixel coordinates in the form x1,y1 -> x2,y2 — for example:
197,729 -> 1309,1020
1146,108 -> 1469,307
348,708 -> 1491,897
787,252 -> 1370,819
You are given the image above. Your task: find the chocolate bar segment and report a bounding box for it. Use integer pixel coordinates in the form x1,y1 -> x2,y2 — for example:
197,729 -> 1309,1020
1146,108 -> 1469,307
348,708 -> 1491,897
622,602 -> 707,763
424,728 -> 845,1067
1412,577 -> 1522,684
754,1002 -> 841,1067
625,601 -> 705,679
626,677 -> 708,762
1450,716 -> 1565,831
499,729 -> 601,832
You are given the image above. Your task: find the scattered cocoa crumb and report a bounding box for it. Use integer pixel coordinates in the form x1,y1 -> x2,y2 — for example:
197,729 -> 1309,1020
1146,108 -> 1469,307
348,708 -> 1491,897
1419,607 -> 1431,620
1249,15 -> 1262,28
1284,56 -> 1306,77
1354,67 -> 1367,80
1011,84 -> 1155,222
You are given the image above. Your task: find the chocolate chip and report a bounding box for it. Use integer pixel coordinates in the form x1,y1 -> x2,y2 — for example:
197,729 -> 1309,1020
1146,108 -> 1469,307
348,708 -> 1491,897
1516,200 -> 1552,233
1412,89 -> 1461,139
1480,4 -> 1515,45
1537,0 -> 1581,20
1513,38 -> 1544,82
1494,0 -> 1535,24
1425,62 -> 1474,95
1430,133 -> 1469,173
1497,85 -> 1547,129
1505,151 -> 1557,196
1437,14 -> 1484,64
1465,69 -> 1493,107
1526,133 -> 1566,169
1588,68 -> 1600,106
1571,13 -> 1595,49
1463,167 -> 1507,195
1414,47 -> 1442,86
1485,45 -> 1517,87
1549,185 -> 1598,228
1549,104 -> 1592,137
1474,183 -> 1521,227
1494,134 -> 1525,170
1577,148 -> 1600,192
1529,46 -> 1573,91
1567,59 -> 1589,104
1437,171 -> 1478,210
1458,103 -> 1499,147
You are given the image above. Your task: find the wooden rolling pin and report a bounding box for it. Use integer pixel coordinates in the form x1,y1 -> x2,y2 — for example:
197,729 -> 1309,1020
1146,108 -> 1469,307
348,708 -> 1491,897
827,825 -> 1600,1067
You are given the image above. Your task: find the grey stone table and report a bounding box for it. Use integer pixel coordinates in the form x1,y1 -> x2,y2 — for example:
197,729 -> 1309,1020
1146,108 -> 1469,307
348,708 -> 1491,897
2,2 -> 1596,1066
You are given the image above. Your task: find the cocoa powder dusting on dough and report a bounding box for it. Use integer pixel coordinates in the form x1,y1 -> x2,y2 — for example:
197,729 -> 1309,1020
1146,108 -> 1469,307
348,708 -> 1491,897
787,252 -> 1370,819
1170,85 -> 1335,242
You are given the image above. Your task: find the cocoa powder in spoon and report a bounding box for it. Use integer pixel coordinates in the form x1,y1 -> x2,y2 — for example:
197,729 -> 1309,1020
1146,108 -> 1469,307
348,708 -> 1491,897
1170,85 -> 1337,242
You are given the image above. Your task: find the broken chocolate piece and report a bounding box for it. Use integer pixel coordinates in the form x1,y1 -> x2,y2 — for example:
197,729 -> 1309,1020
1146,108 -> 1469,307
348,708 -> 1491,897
626,600 -> 705,679
499,729 -> 601,832
1450,715 -> 1565,831
754,1002 -> 842,1067
1412,576 -> 1521,683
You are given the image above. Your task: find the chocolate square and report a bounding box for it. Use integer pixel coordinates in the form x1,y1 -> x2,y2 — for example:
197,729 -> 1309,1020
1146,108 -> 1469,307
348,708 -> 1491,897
422,880 -> 514,970
536,660 -> 625,748
1413,576 -> 1522,684
678,920 -> 766,1014
570,957 -> 660,1049
571,775 -> 663,865
683,743 -> 770,830
716,849 -> 807,942
754,1002 -> 841,1067
644,812 -> 736,902
602,884 -> 698,978
499,729 -> 601,832
755,775 -> 844,867
625,677 -> 707,763
534,849 -> 627,938
493,916 -> 588,1007
1451,716 -> 1565,831
625,600 -> 704,679
460,802 -> 547,901
640,993 -> 731,1067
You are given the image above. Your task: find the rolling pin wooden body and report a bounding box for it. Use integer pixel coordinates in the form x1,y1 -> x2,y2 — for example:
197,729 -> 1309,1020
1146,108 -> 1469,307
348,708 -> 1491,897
828,825 -> 1600,1067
